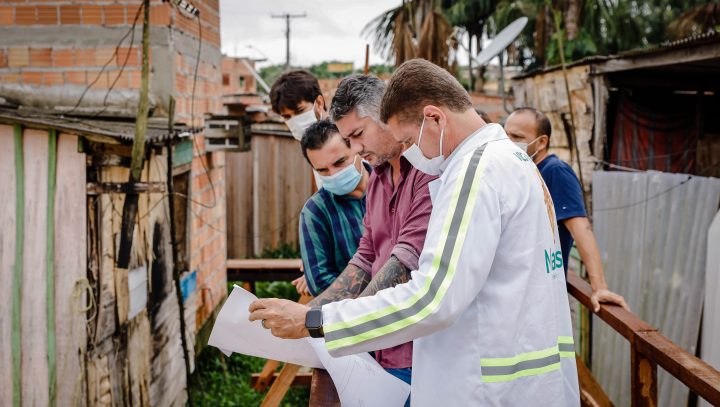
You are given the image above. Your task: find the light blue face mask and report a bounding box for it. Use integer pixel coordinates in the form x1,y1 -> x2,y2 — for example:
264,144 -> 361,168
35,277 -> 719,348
320,156 -> 362,196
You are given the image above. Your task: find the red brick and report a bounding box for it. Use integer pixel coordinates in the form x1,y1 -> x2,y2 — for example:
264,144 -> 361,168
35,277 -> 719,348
66,71 -> 87,85
36,6 -> 57,25
103,4 -> 125,25
0,73 -> 21,84
149,3 -> 171,26
8,47 -> 29,68
52,48 -> 74,67
0,6 -> 14,25
116,47 -> 139,67
81,5 -> 102,25
29,48 -> 52,67
43,72 -> 64,86
0,49 -> 6,68
106,69 -> 128,88
95,47 -> 115,67
15,6 -> 36,25
74,49 -> 95,66
60,5 -> 80,24
21,71 -> 43,86
88,71 -> 110,89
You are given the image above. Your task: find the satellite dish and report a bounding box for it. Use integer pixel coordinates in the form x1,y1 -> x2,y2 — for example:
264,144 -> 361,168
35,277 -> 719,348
475,17 -> 528,66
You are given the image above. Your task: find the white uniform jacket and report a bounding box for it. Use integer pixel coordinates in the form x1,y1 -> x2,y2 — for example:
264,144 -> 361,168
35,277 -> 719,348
320,124 -> 579,406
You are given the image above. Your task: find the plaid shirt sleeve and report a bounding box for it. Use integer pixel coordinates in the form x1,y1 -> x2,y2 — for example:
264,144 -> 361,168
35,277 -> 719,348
299,203 -> 336,296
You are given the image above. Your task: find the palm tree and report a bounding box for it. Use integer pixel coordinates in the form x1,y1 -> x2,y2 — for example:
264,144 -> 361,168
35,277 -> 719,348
364,0 -> 454,69
442,0 -> 498,90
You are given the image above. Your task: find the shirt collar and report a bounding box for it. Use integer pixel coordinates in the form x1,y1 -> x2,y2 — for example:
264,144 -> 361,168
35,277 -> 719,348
439,123 -> 508,174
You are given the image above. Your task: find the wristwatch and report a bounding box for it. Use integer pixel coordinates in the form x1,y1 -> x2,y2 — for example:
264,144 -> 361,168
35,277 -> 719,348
305,306 -> 324,338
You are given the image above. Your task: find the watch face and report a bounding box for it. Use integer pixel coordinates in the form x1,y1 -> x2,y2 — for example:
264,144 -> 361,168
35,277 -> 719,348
306,308 -> 322,329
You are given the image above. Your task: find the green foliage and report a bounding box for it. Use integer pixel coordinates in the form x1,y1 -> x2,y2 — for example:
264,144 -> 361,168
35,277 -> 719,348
192,243 -> 307,405
189,347 -> 309,406
258,64 -> 286,92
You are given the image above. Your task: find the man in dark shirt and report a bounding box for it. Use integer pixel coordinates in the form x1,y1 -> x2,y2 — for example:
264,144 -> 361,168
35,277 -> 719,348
504,107 -> 629,312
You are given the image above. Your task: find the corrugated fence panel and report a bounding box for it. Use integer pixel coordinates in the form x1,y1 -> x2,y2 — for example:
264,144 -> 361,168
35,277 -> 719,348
701,211 -> 720,407
592,170 -> 720,406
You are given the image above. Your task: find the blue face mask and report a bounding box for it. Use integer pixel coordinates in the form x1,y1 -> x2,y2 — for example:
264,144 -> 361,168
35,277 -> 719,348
321,156 -> 362,196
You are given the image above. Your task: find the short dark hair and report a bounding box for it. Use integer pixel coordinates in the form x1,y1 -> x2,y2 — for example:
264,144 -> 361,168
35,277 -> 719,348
513,107 -> 552,139
380,59 -> 472,124
270,70 -> 322,114
300,119 -> 349,163
330,75 -> 385,122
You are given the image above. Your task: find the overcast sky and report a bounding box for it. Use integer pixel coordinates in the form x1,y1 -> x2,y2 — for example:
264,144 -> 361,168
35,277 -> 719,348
219,0 -> 408,69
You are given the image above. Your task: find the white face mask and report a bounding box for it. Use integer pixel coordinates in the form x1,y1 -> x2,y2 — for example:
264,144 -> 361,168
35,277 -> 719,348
286,107 -> 319,141
402,116 -> 445,176
514,136 -> 543,160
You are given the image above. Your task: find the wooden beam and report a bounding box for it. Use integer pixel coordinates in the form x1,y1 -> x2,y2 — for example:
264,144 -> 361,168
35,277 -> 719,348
577,356 -> 614,407
260,363 -> 301,407
309,369 -> 340,407
631,343 -> 657,407
250,371 -> 311,388
568,273 -> 720,405
593,41 -> 720,74
226,258 -> 303,282
86,182 -> 165,195
567,273 -> 656,340
253,360 -> 281,392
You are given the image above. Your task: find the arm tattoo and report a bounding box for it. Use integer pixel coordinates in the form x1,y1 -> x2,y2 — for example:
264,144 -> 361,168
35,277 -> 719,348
308,264 -> 371,307
359,256 -> 411,298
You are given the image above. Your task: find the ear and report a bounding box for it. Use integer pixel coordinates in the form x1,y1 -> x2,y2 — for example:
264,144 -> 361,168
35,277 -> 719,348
316,95 -> 327,112
539,134 -> 550,149
422,105 -> 447,129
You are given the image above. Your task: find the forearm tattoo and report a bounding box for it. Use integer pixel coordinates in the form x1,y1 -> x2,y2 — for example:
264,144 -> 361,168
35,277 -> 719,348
308,264 -> 371,307
359,256 -> 411,298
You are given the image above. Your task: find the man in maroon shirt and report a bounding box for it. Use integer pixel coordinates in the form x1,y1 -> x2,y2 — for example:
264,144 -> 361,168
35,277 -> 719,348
307,75 -> 436,390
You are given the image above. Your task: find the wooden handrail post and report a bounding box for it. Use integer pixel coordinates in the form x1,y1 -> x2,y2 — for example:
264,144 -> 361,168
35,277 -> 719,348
631,345 -> 657,407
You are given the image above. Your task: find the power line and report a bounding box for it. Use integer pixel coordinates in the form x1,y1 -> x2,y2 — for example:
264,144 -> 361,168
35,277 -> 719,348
271,12 -> 306,67
64,2 -> 144,115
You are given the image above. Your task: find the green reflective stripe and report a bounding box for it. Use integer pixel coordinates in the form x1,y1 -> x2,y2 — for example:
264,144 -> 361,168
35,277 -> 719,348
481,337 -> 575,383
324,147 -> 488,350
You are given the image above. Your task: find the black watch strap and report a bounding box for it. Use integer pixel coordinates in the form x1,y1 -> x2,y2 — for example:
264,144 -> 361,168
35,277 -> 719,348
305,306 -> 324,338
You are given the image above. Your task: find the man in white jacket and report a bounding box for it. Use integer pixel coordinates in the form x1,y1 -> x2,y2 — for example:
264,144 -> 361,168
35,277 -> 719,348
250,59 -> 580,406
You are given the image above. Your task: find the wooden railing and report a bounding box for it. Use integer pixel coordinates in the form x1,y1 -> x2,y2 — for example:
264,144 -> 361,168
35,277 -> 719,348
567,273 -> 720,406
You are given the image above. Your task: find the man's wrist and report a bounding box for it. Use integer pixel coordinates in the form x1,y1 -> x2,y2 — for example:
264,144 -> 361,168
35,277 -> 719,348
304,306 -> 324,338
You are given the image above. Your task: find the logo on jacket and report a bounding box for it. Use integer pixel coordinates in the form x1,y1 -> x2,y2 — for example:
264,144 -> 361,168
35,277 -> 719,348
545,249 -> 563,273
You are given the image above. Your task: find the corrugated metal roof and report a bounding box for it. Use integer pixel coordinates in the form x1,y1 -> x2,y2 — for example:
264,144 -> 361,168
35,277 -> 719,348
0,107 -> 189,143
512,30 -> 720,79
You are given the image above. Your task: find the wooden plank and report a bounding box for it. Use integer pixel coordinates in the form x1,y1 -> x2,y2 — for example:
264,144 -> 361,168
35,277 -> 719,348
86,181 -> 166,195
260,363 -> 302,407
567,273 -> 655,340
226,258 -> 302,270
634,331 -> 720,406
254,360 -> 282,392
226,150 -> 254,258
87,355 -> 113,406
127,310 -> 152,407
593,41 -> 720,74
54,133 -> 88,407
631,343 -> 657,407
251,371 -> 312,388
309,369 -> 341,407
577,355 -> 614,407
21,128 -> 50,406
0,124 -> 16,407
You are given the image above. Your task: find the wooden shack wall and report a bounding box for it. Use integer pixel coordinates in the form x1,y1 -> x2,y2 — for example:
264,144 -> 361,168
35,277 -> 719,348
0,125 -> 86,407
511,65 -> 602,200
87,148 -> 188,407
226,133 -> 314,258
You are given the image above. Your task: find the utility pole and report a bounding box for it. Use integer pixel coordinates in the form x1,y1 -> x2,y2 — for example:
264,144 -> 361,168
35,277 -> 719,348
271,12 -> 306,67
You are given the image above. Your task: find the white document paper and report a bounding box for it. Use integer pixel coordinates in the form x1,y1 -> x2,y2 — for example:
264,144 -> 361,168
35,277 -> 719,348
208,285 -> 323,368
307,338 -> 411,407
209,285 -> 411,406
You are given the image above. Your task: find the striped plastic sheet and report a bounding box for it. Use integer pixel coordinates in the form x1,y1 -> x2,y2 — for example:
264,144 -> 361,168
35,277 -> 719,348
591,170 -> 720,406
